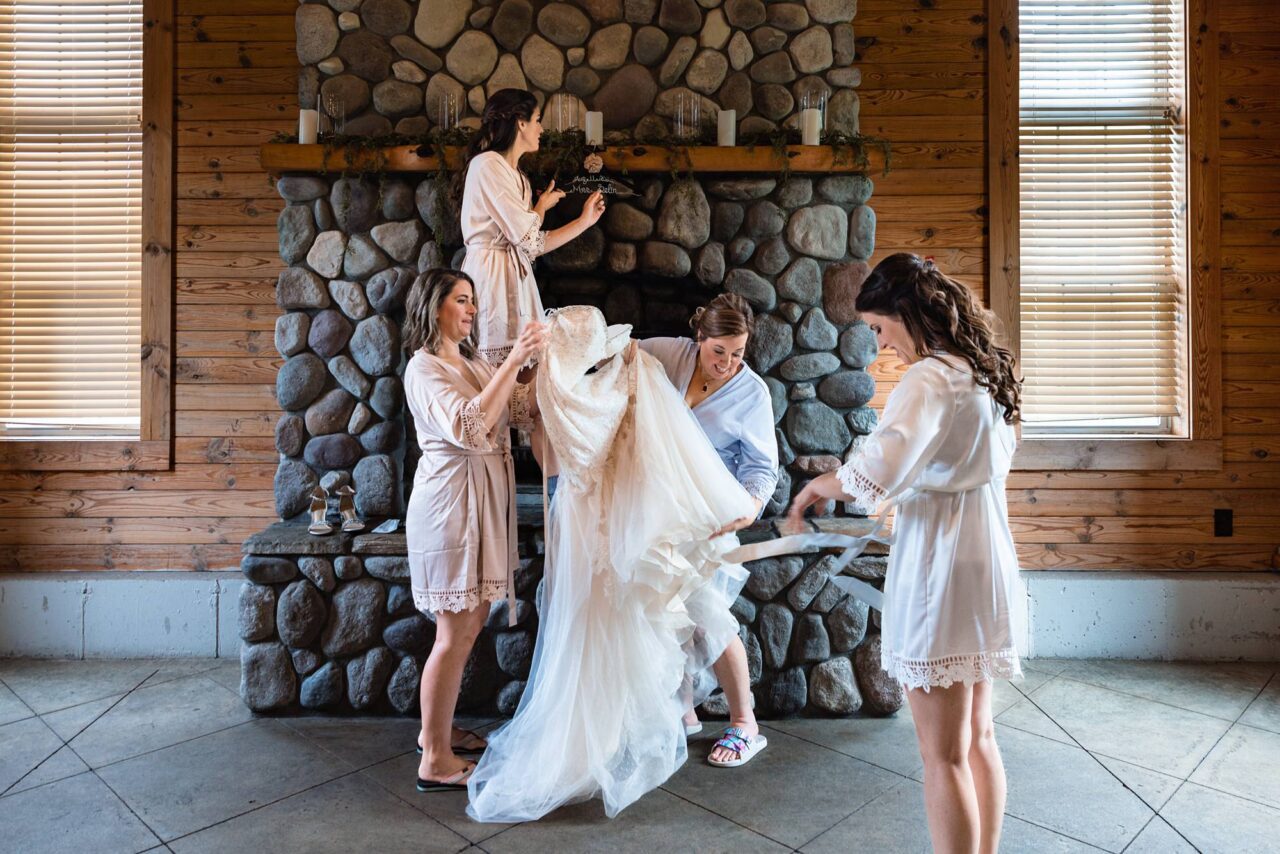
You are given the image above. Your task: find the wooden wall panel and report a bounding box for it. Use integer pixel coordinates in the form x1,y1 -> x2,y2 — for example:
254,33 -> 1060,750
0,0 -> 288,571
2,0 -> 1276,573
865,0 -> 1279,572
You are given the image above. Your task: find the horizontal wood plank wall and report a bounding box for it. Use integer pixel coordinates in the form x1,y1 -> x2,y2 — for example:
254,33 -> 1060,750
865,0 -> 1280,571
0,0 -> 294,572
1,0 -> 1276,573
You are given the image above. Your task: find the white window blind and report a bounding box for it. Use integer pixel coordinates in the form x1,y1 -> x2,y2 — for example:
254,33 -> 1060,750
1019,0 -> 1187,435
0,0 -> 142,438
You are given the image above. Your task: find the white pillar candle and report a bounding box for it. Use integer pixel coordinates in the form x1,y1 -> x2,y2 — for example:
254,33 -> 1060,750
299,108 -> 319,144
585,111 -> 603,146
800,107 -> 822,145
717,109 -> 736,146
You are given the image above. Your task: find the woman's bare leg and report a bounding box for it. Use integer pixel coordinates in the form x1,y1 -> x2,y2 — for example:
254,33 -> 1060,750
908,683 -> 980,854
967,680 -> 1007,854
417,606 -> 487,781
708,635 -> 760,762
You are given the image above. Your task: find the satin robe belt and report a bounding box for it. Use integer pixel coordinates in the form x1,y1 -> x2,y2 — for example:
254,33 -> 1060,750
466,239 -> 532,342
425,443 -> 519,628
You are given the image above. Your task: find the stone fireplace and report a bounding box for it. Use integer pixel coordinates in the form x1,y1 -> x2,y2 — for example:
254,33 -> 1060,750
238,0 -> 902,720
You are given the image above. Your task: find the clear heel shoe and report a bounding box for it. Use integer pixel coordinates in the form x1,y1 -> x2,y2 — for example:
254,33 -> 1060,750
307,486 -> 333,535
336,485 -> 365,532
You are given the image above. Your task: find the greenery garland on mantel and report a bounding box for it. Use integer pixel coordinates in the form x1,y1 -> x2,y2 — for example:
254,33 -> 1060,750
267,126 -> 891,183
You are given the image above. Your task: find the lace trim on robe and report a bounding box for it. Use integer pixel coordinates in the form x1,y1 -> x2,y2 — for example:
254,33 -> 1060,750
740,474 -> 777,503
413,579 -> 508,614
479,344 -> 513,367
882,649 -> 1023,692
836,459 -> 887,515
460,398 -> 493,450
516,219 -> 546,267
509,382 -> 535,431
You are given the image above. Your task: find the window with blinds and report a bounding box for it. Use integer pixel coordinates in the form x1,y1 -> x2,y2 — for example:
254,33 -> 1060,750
0,0 -> 143,438
1019,0 -> 1187,436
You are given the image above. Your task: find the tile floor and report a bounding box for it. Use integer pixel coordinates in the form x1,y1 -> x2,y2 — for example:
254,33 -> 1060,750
0,658 -> 1276,853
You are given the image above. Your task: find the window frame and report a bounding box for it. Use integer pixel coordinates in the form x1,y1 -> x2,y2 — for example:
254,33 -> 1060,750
0,0 -> 173,471
988,0 -> 1222,471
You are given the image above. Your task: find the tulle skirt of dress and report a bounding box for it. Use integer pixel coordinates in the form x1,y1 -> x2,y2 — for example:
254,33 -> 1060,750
466,350 -> 754,823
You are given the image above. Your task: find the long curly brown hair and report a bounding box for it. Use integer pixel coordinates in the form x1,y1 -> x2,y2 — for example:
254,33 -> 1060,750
855,253 -> 1021,423
402,268 -> 478,360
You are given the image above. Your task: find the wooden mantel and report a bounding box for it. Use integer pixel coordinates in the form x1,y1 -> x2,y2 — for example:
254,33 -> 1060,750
258,143 -> 886,175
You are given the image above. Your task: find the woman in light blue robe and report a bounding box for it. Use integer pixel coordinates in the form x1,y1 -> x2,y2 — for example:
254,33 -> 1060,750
638,293 -> 779,768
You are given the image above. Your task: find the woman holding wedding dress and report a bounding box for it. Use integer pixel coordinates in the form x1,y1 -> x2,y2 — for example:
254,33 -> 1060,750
787,253 -> 1022,854
401,268 -> 544,792
467,306 -> 757,822
638,293 -> 777,768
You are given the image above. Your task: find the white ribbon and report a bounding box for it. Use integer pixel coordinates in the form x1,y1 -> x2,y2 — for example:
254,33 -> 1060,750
723,498 -> 906,613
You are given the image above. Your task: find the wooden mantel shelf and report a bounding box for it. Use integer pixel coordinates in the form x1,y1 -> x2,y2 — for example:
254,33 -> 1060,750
258,143 -> 885,175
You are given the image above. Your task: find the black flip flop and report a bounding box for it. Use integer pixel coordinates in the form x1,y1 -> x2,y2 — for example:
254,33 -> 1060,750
416,762 -> 475,793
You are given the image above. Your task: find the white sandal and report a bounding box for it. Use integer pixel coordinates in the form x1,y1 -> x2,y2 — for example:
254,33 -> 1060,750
685,721 -> 703,736
707,726 -> 767,768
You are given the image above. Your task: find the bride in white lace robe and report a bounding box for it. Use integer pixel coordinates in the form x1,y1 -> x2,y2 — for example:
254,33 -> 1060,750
466,306 -> 756,822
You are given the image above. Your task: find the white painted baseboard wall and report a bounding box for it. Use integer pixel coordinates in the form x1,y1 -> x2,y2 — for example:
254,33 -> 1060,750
1,570 -> 1277,661
0,572 -> 244,659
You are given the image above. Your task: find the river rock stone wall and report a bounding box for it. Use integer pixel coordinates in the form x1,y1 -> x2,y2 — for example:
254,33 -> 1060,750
238,519 -> 903,717
296,0 -> 860,138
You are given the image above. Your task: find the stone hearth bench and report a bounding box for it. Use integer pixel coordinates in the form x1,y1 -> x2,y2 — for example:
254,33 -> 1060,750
238,508 -> 904,719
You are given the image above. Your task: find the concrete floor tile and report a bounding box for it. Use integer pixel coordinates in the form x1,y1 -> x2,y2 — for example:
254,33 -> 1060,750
1025,678 -> 1231,778
0,682 -> 33,727
1023,658 -> 1074,675
66,675 -> 254,768
41,694 -> 124,742
1056,660 -> 1274,721
482,787 -> 788,854
1093,755 -> 1182,812
167,772 -> 470,854
5,744 -> 90,796
0,772 -> 161,854
282,716 -> 420,769
1238,677 -> 1280,736
1161,782 -> 1280,854
802,778 -> 1101,853
661,726 -> 900,848
97,719 -> 351,842
1188,724 -> 1280,810
201,660 -> 241,695
997,724 -> 1152,851
0,660 -> 159,714
1122,816 -> 1199,853
995,692 -> 1076,747
0,716 -> 67,793
764,709 -> 924,779
136,659 -> 223,688
361,751 -> 508,844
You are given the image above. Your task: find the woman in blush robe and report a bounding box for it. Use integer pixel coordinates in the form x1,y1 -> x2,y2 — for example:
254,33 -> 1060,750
453,88 -> 605,366
400,268 -> 545,793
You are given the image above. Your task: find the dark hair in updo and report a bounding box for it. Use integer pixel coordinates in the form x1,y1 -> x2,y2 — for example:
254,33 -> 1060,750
690,293 -> 755,341
856,252 -> 1021,423
451,88 -> 539,206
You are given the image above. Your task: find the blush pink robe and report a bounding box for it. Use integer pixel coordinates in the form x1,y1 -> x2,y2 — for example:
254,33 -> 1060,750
404,350 -> 533,614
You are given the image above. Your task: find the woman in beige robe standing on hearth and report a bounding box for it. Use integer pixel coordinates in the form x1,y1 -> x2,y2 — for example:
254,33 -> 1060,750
454,88 -> 605,366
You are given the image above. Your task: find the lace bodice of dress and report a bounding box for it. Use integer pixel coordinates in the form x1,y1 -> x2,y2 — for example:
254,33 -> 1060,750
535,306 -> 634,491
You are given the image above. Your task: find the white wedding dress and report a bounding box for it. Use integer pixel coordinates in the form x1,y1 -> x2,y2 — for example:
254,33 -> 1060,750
466,306 -> 756,822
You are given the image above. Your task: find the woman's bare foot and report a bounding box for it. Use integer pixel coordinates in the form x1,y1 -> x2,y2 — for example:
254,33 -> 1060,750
417,753 -> 471,784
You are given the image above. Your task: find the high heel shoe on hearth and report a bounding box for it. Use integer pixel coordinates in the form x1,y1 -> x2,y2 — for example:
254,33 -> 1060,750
307,486 -> 333,536
336,485 -> 365,532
